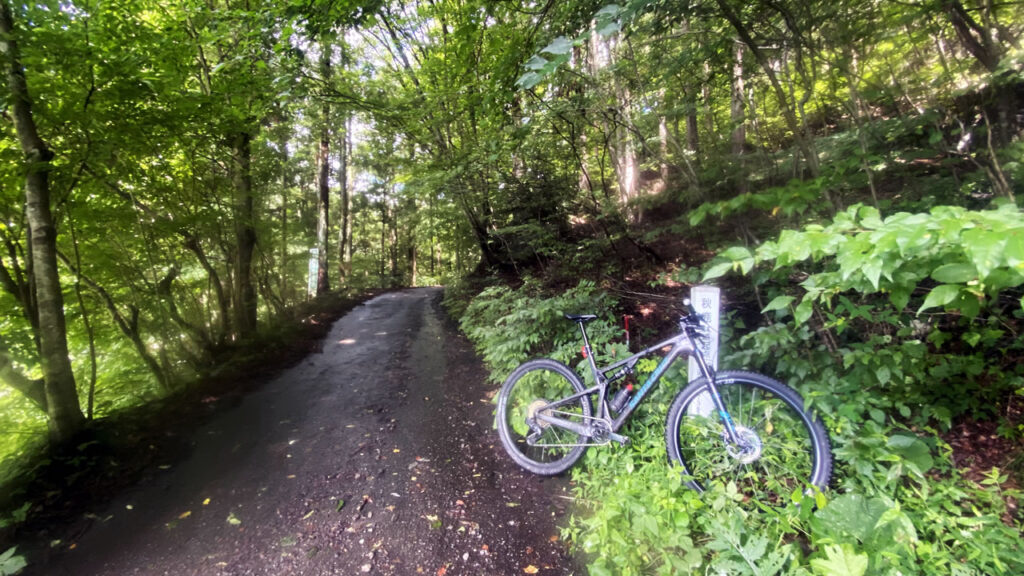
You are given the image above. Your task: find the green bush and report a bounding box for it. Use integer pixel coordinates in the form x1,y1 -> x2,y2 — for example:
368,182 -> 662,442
456,257 -> 1024,575
459,278 -> 620,383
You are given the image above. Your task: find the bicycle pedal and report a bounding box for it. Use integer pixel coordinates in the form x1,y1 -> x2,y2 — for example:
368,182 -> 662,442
608,432 -> 630,447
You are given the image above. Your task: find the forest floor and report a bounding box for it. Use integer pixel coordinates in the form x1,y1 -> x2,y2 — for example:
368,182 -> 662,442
12,288 -> 577,576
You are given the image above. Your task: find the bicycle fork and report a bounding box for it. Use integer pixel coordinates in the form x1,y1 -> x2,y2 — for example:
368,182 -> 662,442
687,332 -> 750,451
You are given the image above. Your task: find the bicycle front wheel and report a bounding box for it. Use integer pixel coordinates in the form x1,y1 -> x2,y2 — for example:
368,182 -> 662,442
665,370 -> 832,502
496,359 -> 592,475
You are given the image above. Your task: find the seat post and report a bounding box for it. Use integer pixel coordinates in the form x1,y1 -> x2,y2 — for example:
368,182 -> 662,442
577,321 -> 601,382
577,321 -> 592,351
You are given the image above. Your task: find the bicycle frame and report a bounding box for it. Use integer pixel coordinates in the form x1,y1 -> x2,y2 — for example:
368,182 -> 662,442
534,318 -> 744,446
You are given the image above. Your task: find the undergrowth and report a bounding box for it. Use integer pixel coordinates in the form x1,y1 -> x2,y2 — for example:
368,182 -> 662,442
453,223 -> 1024,575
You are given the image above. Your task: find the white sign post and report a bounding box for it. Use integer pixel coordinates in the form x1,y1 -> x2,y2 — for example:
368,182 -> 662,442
687,285 -> 720,417
307,248 -> 319,298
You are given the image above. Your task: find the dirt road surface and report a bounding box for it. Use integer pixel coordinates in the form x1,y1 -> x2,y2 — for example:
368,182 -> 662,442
31,288 -> 578,576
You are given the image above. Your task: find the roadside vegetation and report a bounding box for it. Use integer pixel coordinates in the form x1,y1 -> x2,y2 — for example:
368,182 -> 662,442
1,0 -> 1023,573
445,2 -> 1024,573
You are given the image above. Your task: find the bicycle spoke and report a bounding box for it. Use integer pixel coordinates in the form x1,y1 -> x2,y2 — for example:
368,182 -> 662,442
671,372 -> 829,503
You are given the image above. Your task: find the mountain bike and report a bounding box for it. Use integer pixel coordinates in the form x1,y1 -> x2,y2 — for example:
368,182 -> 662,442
495,301 -> 832,501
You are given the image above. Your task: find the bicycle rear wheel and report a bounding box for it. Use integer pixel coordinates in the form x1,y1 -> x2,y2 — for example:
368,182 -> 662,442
665,370 -> 832,502
496,359 -> 592,475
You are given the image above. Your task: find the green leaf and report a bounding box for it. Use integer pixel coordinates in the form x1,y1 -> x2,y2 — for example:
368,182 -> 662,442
720,246 -> 751,261
596,21 -> 620,36
719,246 -> 754,274
888,286 -> 911,311
917,284 -> 961,313
0,547 -> 27,576
930,262 -> 976,283
962,228 -> 1006,280
810,544 -> 868,576
861,257 -> 883,291
794,298 -> 814,325
703,262 -> 733,280
540,36 -> 573,56
524,55 -> 548,71
762,295 -> 795,313
515,71 -> 543,89
814,493 -> 887,543
1004,230 -> 1024,267
888,434 -> 933,476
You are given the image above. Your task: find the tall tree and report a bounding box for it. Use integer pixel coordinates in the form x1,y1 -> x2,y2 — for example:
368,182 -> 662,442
315,37 -> 333,295
338,114 -> 353,281
0,0 -> 85,444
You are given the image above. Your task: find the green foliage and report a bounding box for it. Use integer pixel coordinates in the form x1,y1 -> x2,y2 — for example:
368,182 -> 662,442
709,203 -> 1024,315
690,178 -> 830,228
459,279 -> 619,382
0,547 -> 26,576
708,203 -> 1024,426
458,278 -> 1024,576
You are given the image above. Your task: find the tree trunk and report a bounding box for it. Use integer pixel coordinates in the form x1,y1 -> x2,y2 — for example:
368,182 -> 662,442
231,130 -> 257,337
731,41 -> 747,193
66,212 -> 99,418
316,39 -> 331,296
379,201 -> 387,285
715,0 -> 829,206
944,0 -> 1000,72
942,0 -> 1017,140
389,194 -> 399,282
408,244 -> 417,287
338,114 -> 352,282
702,61 -> 716,140
613,93 -> 638,219
279,132 -> 290,303
1,0 -> 85,444
685,94 -> 700,155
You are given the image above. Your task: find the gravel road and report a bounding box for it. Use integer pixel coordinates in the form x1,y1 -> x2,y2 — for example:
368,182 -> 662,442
32,288 -> 578,576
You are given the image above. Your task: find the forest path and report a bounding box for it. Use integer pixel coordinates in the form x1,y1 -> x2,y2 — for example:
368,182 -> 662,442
34,288 -> 576,576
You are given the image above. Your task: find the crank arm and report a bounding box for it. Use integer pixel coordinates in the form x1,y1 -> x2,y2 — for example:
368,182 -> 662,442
607,431 -> 630,446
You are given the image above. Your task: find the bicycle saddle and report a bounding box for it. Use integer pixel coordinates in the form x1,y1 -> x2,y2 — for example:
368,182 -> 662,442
564,314 -> 597,323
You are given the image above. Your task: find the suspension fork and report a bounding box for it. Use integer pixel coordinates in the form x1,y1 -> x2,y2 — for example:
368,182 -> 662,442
686,327 -> 744,446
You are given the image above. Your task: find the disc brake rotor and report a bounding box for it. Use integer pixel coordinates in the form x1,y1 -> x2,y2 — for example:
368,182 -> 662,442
726,426 -> 763,464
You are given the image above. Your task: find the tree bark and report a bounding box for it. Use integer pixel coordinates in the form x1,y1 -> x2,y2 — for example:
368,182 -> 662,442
944,0 -> 1000,72
232,130 -> 258,337
316,38 -> 332,295
338,114 -> 352,281
1,0 -> 86,444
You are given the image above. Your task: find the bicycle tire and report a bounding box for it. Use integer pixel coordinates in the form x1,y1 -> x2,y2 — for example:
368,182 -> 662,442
496,358 -> 592,475
665,370 -> 832,502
